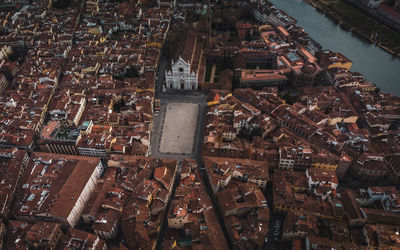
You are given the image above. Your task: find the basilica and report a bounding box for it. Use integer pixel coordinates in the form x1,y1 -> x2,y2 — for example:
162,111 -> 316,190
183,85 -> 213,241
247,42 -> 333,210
165,29 -> 204,91
165,56 -> 198,90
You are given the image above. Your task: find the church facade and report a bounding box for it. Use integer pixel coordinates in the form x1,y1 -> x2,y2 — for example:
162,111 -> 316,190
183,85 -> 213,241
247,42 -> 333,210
165,56 -> 198,90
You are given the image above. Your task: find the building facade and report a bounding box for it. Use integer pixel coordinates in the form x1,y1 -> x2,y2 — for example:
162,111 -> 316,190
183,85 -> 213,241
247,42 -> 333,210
165,56 -> 198,90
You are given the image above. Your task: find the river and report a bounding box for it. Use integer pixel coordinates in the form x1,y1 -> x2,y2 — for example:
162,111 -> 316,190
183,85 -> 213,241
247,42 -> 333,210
268,0 -> 400,96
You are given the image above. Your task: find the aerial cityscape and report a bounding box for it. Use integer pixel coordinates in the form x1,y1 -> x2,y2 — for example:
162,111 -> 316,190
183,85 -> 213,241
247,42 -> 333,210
0,0 -> 399,249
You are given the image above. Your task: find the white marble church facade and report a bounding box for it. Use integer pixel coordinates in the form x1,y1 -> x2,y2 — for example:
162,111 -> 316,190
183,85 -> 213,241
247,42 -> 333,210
165,56 -> 198,90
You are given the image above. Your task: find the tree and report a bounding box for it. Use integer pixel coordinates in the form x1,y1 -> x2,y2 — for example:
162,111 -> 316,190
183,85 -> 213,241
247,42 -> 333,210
113,99 -> 125,112
52,0 -> 72,9
281,92 -> 295,105
125,66 -> 139,78
244,29 -> 252,42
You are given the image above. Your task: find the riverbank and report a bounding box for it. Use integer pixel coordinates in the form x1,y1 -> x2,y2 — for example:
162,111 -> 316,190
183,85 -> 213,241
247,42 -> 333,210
304,0 -> 400,58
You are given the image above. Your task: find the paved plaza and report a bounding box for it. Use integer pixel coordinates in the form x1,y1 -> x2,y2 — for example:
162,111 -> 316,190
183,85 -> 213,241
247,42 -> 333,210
159,102 -> 199,155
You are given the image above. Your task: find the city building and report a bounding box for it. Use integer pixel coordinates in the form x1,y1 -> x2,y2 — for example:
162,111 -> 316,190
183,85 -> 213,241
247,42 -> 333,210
0,0 -> 398,249
319,50 -> 353,71
25,221 -> 63,249
60,228 -> 107,250
0,148 -> 29,217
165,29 -> 204,90
239,69 -> 287,88
163,159 -> 229,249
13,152 -> 103,227
112,155 -> 178,249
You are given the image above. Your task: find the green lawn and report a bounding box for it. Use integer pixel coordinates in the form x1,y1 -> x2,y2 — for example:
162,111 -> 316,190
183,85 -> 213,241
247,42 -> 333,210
205,64 -> 212,82
56,130 -> 69,140
334,1 -> 378,34
213,65 -> 221,83
332,1 -> 400,53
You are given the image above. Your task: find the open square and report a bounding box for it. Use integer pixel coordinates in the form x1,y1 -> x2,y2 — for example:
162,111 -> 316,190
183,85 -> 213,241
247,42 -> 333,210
159,102 -> 199,155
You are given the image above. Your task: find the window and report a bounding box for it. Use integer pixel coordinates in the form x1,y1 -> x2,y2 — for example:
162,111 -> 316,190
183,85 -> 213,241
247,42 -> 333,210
179,67 -> 184,72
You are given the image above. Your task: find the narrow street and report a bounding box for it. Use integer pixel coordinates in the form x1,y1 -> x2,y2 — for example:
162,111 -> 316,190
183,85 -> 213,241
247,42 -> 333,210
265,213 -> 285,250
155,54 -> 168,97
